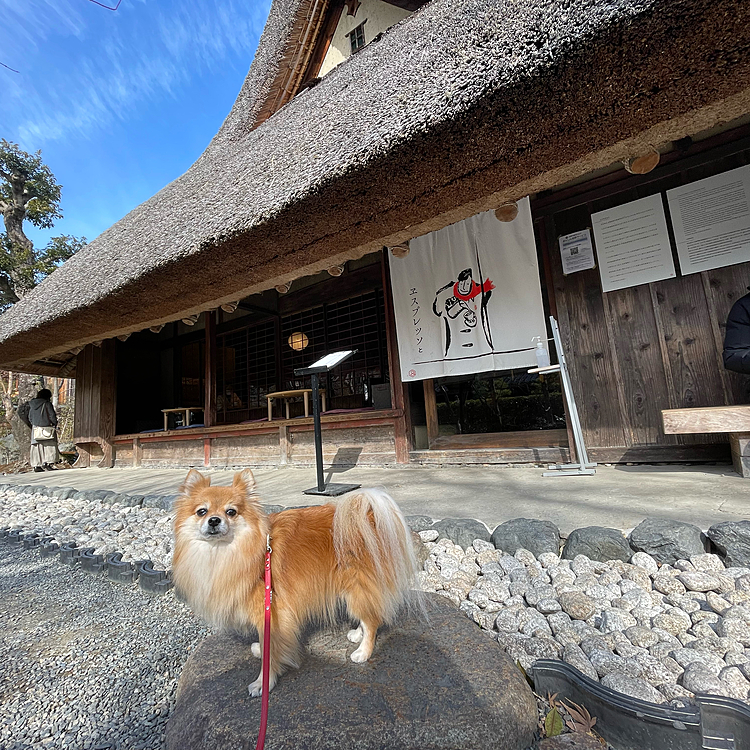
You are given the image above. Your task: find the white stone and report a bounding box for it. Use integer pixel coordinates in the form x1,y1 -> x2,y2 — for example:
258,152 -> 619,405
600,609 -> 638,633
677,572 -> 722,593
719,666 -> 750,700
690,553 -> 725,573
630,552 -> 659,575
536,598 -> 561,615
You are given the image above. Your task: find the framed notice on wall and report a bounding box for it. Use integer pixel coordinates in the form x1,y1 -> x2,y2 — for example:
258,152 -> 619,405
558,229 -> 596,275
591,194 -> 676,293
667,164 -> 750,275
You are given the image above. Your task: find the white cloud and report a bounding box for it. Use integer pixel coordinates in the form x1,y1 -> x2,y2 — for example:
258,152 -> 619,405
0,0 -> 271,146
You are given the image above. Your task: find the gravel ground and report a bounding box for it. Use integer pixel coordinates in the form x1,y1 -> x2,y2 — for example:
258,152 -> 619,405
0,541 -> 208,750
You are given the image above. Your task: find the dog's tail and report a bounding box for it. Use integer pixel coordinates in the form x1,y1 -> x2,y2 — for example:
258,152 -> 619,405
333,488 -> 418,621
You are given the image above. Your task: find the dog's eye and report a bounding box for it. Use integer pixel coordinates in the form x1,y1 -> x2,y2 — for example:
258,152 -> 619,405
196,508 -> 208,517
226,508 -> 237,517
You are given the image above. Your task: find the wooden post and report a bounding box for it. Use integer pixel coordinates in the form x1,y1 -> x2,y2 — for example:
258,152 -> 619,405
279,423 -> 291,465
97,339 -> 117,468
204,438 -> 211,468
133,437 -> 142,468
382,249 -> 411,463
423,379 -> 439,447
204,310 -> 217,428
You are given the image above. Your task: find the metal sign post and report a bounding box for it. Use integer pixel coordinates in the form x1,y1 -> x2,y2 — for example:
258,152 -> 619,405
528,316 -> 597,477
295,350 -> 362,496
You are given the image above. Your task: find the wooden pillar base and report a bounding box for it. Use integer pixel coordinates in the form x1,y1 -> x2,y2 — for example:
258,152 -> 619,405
730,432 -> 750,478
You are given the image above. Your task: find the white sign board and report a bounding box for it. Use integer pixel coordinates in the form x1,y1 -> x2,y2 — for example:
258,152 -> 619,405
591,194 -> 676,292
667,164 -> 750,275
559,229 -> 596,275
389,198 -> 547,382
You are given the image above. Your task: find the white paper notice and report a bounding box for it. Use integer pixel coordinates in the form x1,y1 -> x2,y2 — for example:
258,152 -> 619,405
559,229 -> 596,275
667,164 -> 750,275
591,194 -> 676,293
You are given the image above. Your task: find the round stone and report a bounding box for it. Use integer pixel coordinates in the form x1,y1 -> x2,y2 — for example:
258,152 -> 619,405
625,625 -> 659,649
559,591 -> 596,621
681,665 -> 729,696
677,572 -> 722,593
600,609 -> 637,633
165,595 -> 538,750
652,575 -> 687,597
630,551 -> 659,575
536,598 -> 562,615
562,527 -> 632,563
629,518 -> 706,565
716,617 -> 750,647
719,666 -> 750,700
562,645 -> 599,681
600,674 -> 666,704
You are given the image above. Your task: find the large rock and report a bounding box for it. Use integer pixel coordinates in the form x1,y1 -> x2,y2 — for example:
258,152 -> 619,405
166,595 -> 536,750
562,526 -> 631,562
431,518 -> 490,549
628,518 -> 706,565
491,518 -> 560,557
707,521 -> 750,567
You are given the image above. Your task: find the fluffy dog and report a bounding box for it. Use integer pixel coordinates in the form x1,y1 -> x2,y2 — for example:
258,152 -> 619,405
172,468 -> 417,696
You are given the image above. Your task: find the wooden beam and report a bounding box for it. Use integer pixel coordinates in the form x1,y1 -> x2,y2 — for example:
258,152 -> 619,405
662,405 -> 750,434
204,310 -> 217,428
431,429 -> 569,450
423,379 -> 439,447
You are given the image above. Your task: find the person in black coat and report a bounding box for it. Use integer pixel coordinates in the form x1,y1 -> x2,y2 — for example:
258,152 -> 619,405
724,290 -> 750,375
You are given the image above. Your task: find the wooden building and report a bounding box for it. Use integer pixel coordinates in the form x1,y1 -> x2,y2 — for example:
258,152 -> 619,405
0,0 -> 748,470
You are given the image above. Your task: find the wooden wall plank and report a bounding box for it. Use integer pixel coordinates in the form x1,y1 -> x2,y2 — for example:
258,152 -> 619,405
651,274 -> 728,444
547,210 -> 627,449
606,286 -> 675,445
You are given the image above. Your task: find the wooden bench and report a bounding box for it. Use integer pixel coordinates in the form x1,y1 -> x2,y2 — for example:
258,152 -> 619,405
661,405 -> 750,477
266,389 -> 327,421
162,407 -> 204,432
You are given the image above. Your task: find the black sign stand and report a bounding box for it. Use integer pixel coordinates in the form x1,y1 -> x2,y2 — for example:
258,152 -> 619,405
295,350 -> 361,497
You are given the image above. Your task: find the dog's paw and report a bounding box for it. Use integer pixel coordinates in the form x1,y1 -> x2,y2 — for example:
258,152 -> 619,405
248,673 -> 277,697
350,645 -> 371,663
248,677 -> 263,697
251,642 -> 261,658
347,626 -> 363,644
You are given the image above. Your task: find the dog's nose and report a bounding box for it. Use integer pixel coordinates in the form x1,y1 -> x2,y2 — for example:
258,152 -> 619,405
207,516 -> 222,528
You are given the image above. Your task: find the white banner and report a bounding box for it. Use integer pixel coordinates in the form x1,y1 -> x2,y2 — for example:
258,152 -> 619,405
390,198 -> 547,382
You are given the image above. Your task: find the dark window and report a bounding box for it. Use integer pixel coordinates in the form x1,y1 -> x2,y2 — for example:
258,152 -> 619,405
216,319 -> 277,423
349,22 -> 366,54
214,289 -> 388,423
281,290 -> 387,411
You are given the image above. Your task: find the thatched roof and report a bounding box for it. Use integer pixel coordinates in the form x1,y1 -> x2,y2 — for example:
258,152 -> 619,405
1,0 -> 749,373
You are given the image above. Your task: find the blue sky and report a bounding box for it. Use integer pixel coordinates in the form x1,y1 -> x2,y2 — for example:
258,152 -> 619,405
0,0 -> 271,247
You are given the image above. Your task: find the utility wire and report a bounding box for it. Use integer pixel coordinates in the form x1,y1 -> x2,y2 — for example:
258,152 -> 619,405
88,0 -> 123,8
2,0 -> 123,75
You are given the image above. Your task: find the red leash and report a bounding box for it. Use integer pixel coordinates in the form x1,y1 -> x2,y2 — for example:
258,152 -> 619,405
256,535 -> 273,750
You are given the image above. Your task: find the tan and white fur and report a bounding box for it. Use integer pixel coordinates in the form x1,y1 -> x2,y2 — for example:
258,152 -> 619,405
172,469 -> 418,696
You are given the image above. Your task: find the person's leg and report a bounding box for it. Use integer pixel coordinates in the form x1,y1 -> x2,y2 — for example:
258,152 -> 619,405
30,443 -> 43,471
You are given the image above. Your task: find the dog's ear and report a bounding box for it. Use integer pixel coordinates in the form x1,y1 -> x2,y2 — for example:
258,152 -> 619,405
180,469 -> 210,496
233,468 -> 258,498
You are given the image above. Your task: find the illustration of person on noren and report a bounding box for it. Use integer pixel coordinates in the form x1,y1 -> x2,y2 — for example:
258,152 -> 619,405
433,262 -> 496,358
